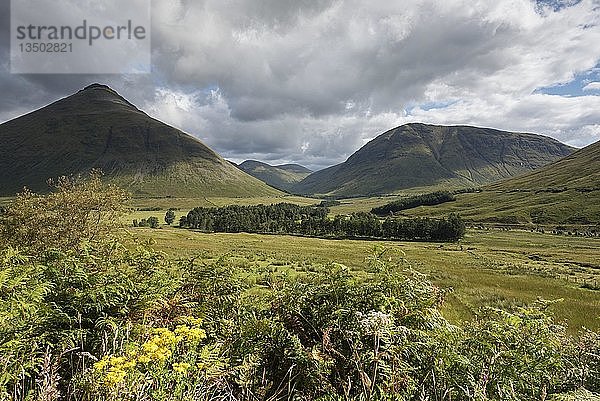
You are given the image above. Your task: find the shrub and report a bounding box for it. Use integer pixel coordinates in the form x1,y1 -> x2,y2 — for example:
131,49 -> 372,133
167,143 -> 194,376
0,172 -> 128,251
165,209 -> 176,225
147,216 -> 160,229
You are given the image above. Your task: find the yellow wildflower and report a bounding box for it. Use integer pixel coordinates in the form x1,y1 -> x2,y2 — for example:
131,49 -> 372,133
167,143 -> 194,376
93,358 -> 109,371
186,327 -> 207,343
104,368 -> 126,386
179,316 -> 203,327
143,341 -> 159,354
175,325 -> 190,335
172,362 -> 191,374
109,356 -> 126,365
154,347 -> 172,361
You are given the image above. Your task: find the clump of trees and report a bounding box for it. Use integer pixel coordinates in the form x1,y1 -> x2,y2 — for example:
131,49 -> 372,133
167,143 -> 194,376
0,172 -> 128,251
315,199 -> 341,207
165,209 -> 176,225
371,191 -> 456,215
133,216 -> 160,228
180,203 -> 326,233
180,203 -> 465,241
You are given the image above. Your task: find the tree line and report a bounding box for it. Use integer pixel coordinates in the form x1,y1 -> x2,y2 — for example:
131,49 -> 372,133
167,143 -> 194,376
179,203 -> 465,241
371,190 -> 456,215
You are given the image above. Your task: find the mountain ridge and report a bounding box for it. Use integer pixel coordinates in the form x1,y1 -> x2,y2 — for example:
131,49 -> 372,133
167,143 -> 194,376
488,138 -> 599,191
292,123 -> 575,197
402,139 -> 599,224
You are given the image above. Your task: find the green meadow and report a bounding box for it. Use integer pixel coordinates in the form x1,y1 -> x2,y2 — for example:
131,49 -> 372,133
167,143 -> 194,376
127,197 -> 600,333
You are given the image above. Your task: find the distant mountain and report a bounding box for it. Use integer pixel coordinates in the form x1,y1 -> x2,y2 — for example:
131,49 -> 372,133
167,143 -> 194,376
293,123 -> 574,197
403,139 -> 600,224
238,160 -> 312,192
275,163 -> 312,174
0,84 -> 281,197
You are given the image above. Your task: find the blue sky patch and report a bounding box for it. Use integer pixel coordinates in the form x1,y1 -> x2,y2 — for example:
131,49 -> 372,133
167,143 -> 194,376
535,0 -> 583,12
406,100 -> 459,115
535,64 -> 600,97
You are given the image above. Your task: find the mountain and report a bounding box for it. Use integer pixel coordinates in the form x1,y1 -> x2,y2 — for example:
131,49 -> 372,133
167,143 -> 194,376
403,139 -> 600,224
293,123 -> 575,197
275,164 -> 312,174
488,139 -> 599,191
238,160 -> 312,191
0,84 -> 281,197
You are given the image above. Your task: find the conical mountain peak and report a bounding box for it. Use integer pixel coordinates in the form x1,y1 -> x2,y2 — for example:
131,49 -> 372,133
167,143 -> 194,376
81,82 -> 117,92
0,85 -> 281,197
67,82 -> 141,112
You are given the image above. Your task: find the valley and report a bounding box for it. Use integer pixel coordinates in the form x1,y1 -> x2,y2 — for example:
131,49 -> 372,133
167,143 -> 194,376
2,0 -> 600,396
124,195 -> 600,333
130,222 -> 600,332
1,84 -> 598,400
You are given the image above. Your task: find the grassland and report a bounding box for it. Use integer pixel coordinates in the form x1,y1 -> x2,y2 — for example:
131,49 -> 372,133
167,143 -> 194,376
127,217 -> 600,332
400,189 -> 600,225
400,140 -> 600,225
128,194 -> 317,210
6,191 -> 598,332
313,189 -> 599,227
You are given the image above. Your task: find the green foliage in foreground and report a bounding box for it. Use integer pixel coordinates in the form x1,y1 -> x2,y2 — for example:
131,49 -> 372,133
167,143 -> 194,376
0,172 -> 128,251
2,242 -> 598,401
181,203 -> 466,241
0,179 -> 598,400
371,191 -> 456,216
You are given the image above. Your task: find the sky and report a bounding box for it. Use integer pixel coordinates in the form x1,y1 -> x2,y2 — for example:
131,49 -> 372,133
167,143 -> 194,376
1,0 -> 599,171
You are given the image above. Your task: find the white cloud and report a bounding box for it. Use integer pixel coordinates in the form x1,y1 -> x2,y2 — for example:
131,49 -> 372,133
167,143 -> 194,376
137,0 -> 600,167
1,0 -> 600,168
408,93 -> 600,147
583,81 -> 600,91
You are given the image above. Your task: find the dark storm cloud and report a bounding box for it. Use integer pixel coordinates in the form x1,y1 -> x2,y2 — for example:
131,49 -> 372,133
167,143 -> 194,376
149,0 -> 522,121
0,0 -> 158,115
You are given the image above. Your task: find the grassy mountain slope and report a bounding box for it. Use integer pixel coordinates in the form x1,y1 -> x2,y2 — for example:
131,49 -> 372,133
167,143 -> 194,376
238,160 -> 312,191
488,139 -> 599,191
0,84 -> 281,197
293,123 -> 574,197
404,140 -> 600,224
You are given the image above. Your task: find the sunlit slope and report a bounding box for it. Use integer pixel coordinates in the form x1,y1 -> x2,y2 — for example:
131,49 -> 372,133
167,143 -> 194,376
405,139 -> 600,224
488,138 -> 600,191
